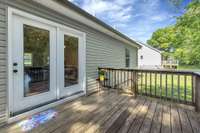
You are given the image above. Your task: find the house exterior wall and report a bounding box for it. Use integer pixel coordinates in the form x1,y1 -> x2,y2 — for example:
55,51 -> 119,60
0,0 -> 138,125
138,45 -> 161,68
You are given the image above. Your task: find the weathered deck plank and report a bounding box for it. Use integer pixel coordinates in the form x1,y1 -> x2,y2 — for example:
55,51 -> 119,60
178,108 -> 193,133
118,98 -> 145,133
94,96 -> 132,133
171,105 -> 182,133
70,95 -> 127,133
82,96 -> 130,133
47,93 -> 121,133
161,103 -> 171,133
139,101 -> 157,133
127,100 -> 151,133
0,91 -> 198,133
54,93 -> 128,133
103,98 -> 137,133
75,96 -> 130,133
150,102 -> 163,133
186,110 -> 200,133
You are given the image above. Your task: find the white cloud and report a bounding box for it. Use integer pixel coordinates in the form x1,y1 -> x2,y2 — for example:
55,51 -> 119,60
151,15 -> 167,21
68,0 -> 75,2
76,0 -> 134,24
151,13 -> 174,22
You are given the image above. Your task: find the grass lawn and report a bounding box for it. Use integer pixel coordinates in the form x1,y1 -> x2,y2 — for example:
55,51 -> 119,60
178,65 -> 200,71
137,73 -> 193,103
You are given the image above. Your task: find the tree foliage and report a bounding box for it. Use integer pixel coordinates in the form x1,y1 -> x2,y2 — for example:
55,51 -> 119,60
147,0 -> 200,65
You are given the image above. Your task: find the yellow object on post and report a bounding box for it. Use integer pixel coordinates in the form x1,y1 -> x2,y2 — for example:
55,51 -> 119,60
100,75 -> 105,81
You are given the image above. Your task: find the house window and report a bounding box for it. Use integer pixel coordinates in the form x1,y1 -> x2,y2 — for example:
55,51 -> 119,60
140,55 -> 143,59
125,48 -> 130,67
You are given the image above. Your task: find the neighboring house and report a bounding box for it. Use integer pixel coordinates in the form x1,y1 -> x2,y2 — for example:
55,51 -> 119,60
137,41 -> 162,69
0,0 -> 141,124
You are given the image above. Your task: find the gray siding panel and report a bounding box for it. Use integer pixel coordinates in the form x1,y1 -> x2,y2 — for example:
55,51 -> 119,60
0,0 -> 138,124
0,1 -> 6,125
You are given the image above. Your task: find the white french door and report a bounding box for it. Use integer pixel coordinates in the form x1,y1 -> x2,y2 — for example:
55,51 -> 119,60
57,29 -> 86,98
12,15 -> 57,113
10,9 -> 86,114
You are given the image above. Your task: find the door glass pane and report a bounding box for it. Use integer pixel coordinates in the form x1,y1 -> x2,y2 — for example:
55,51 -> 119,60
64,35 -> 79,87
24,25 -> 50,97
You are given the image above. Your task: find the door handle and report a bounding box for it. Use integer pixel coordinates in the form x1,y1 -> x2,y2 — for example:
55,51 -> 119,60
13,62 -> 18,66
13,69 -> 18,73
13,62 -> 18,73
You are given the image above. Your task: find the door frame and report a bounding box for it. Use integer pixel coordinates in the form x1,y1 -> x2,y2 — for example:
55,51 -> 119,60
7,7 -> 86,121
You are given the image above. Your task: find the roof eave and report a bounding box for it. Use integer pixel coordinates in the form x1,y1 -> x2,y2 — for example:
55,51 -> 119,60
49,0 -> 142,49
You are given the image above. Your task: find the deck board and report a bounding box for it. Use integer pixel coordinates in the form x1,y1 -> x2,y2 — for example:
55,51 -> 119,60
150,102 -> 163,133
127,100 -> 150,133
35,92 -> 113,133
54,93 -> 127,133
118,99 -> 145,133
83,96 -> 130,133
0,91 -> 199,133
186,110 -> 200,133
72,94 -> 127,133
178,108 -> 193,133
171,105 -> 182,133
102,98 -> 136,133
139,101 -> 157,133
49,92 -> 120,133
161,103 -> 171,133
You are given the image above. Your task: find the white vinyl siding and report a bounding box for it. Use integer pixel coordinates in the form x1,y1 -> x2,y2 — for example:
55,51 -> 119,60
0,2 -> 7,125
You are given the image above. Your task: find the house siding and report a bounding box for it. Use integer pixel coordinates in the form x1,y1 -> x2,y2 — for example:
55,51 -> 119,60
138,45 -> 161,68
0,2 -> 7,125
0,0 -> 138,124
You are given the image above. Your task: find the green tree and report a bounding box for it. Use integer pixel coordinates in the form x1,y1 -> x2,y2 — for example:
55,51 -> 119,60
147,0 -> 200,65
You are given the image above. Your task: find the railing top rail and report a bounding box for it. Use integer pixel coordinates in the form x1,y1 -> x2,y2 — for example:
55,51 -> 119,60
98,67 -> 200,77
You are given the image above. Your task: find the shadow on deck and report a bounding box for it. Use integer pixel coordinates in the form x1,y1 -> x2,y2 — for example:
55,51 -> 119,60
0,90 -> 200,133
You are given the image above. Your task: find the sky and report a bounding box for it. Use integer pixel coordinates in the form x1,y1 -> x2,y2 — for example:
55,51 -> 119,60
69,0 -> 191,43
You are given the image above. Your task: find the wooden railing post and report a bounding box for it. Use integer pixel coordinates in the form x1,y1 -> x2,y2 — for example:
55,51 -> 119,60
132,70 -> 137,97
135,71 -> 138,97
195,75 -> 200,112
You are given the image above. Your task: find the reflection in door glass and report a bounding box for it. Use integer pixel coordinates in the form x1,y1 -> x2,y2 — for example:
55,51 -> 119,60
24,25 -> 50,97
64,35 -> 79,87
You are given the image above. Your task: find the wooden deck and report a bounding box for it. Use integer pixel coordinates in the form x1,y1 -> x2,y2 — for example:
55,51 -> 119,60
0,90 -> 200,133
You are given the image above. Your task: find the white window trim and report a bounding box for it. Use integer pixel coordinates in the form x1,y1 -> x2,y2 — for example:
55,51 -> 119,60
7,7 -> 86,122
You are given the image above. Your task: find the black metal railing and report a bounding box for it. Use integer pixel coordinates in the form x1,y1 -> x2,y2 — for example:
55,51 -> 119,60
25,67 -> 49,83
98,67 -> 200,106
